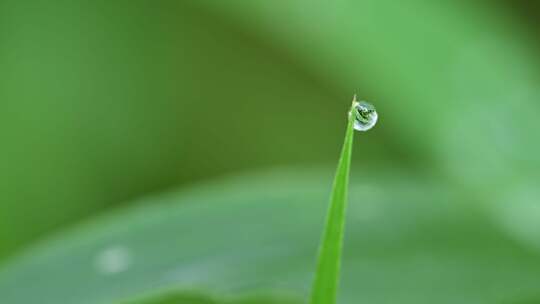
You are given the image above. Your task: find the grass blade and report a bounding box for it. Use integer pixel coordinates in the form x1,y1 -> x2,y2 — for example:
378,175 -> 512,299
310,100 -> 356,304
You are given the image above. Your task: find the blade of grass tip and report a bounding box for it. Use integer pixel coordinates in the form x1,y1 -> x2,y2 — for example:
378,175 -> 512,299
310,98 -> 357,304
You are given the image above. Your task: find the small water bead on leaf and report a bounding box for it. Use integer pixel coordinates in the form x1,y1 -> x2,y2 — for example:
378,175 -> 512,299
352,99 -> 378,131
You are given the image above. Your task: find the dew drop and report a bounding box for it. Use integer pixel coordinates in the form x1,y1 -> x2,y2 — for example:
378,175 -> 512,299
351,98 -> 378,131
94,245 -> 132,275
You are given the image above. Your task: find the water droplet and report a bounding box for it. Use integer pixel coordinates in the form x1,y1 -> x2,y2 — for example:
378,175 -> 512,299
94,245 -> 132,275
352,99 -> 378,131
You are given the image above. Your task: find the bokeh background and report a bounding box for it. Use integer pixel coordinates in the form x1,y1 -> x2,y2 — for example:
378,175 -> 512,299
1,1 -> 540,303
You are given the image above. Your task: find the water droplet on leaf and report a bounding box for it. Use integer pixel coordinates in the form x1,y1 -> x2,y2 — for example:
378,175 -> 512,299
352,99 -> 378,131
94,245 -> 132,275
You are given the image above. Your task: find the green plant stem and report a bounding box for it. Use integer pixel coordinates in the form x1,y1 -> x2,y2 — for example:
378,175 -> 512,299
310,101 -> 355,304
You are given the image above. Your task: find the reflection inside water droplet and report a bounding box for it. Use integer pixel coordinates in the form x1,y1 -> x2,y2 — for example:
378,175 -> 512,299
352,99 -> 378,131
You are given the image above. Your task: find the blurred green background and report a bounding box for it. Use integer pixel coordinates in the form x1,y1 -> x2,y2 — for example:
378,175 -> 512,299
1,1 -> 540,303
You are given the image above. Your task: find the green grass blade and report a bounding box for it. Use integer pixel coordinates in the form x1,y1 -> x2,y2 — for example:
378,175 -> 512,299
310,101 -> 356,304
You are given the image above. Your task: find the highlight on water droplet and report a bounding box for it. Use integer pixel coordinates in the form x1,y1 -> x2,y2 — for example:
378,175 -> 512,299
351,96 -> 377,131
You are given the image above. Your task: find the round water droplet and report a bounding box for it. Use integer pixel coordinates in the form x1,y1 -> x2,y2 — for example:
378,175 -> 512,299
94,245 -> 132,275
352,101 -> 378,131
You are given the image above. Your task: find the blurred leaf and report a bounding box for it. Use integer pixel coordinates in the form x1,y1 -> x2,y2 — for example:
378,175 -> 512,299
1,168 -> 540,304
124,292 -> 217,304
228,295 -> 301,304
0,0 -> 348,255
123,290 -> 301,304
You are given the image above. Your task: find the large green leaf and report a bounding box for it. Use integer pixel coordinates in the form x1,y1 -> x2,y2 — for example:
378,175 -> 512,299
1,168 -> 539,304
124,292 -> 218,304
123,290 -> 301,304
